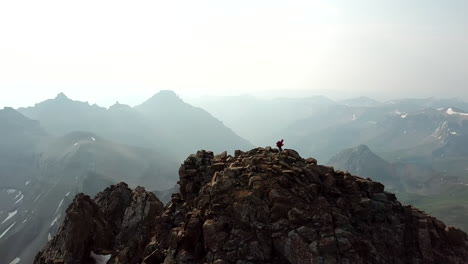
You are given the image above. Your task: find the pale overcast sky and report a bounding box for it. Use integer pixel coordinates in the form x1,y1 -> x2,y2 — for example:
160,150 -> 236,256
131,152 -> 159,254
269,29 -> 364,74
0,0 -> 467,108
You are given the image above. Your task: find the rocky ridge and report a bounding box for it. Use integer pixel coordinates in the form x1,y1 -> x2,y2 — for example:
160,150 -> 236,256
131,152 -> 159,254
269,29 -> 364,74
34,183 -> 164,264
35,148 -> 468,264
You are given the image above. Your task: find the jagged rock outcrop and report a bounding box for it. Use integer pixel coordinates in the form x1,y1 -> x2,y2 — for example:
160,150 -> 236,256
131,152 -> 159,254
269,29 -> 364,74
35,148 -> 468,264
34,183 -> 164,264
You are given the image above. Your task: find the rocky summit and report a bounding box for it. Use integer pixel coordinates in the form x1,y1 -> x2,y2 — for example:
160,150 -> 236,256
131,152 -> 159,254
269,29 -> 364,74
34,148 -> 468,264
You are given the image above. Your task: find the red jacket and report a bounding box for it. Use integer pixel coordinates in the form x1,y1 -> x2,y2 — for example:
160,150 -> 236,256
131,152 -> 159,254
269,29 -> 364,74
276,140 -> 284,148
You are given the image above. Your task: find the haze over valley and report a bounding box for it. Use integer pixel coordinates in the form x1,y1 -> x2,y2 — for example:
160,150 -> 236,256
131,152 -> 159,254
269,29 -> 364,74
2,91 -> 468,263
1,1 -> 468,263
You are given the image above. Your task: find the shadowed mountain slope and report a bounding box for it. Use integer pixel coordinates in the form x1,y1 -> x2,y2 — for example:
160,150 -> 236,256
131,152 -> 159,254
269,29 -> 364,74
18,91 -> 254,160
0,109 -> 178,264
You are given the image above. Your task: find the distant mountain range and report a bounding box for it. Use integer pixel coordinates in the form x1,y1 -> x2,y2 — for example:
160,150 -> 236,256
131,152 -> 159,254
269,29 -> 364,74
2,92 -> 468,263
190,94 -> 468,232
0,91 -> 254,264
286,101 -> 468,164
189,95 -> 468,160
19,90 -> 253,160
0,109 -> 179,263
188,95 -> 337,146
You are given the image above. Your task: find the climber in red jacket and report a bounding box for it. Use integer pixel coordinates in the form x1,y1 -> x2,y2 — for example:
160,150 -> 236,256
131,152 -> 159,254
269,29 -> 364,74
276,139 -> 284,152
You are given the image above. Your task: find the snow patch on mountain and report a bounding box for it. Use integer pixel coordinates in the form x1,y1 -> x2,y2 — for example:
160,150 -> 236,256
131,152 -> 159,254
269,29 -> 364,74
425,121 -> 449,143
54,199 -> 64,215
90,252 -> 111,264
8,257 -> 20,264
0,222 -> 16,239
447,108 -> 468,116
394,110 -> 408,118
14,191 -> 22,200
50,214 -> 61,227
14,193 -> 24,204
1,210 -> 17,224
34,194 -> 41,203
5,189 -> 16,195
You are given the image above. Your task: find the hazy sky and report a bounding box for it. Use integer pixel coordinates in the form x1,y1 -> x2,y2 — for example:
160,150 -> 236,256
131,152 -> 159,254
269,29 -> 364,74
1,0 -> 467,108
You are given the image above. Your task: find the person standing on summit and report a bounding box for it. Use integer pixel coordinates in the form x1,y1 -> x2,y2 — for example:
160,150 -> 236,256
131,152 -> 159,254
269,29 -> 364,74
276,139 -> 284,152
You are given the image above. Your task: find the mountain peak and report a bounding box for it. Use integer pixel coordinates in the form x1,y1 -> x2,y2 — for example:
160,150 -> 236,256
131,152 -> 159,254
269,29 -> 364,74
2,106 -> 18,114
155,89 -> 178,97
328,144 -> 384,166
55,92 -> 70,100
136,90 -> 186,112
328,145 -> 399,189
147,90 -> 182,103
109,101 -> 132,111
352,144 -> 372,153
0,107 -> 30,121
34,147 -> 468,264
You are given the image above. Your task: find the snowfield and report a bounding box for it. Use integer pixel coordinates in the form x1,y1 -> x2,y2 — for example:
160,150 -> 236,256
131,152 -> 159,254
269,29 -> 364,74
9,257 -> 20,264
0,222 -> 16,239
91,252 -> 111,264
447,108 -> 468,116
1,210 -> 17,225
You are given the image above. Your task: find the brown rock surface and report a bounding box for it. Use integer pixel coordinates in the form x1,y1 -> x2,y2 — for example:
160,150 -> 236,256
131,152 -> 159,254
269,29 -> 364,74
35,148 -> 468,264
34,183 -> 164,264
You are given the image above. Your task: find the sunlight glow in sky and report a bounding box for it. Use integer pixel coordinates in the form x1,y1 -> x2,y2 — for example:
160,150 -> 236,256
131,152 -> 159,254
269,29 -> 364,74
0,0 -> 467,107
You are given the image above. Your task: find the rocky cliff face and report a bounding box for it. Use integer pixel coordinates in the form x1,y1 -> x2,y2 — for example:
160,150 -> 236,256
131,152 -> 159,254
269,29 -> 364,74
34,183 -> 164,264
34,148 -> 468,264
